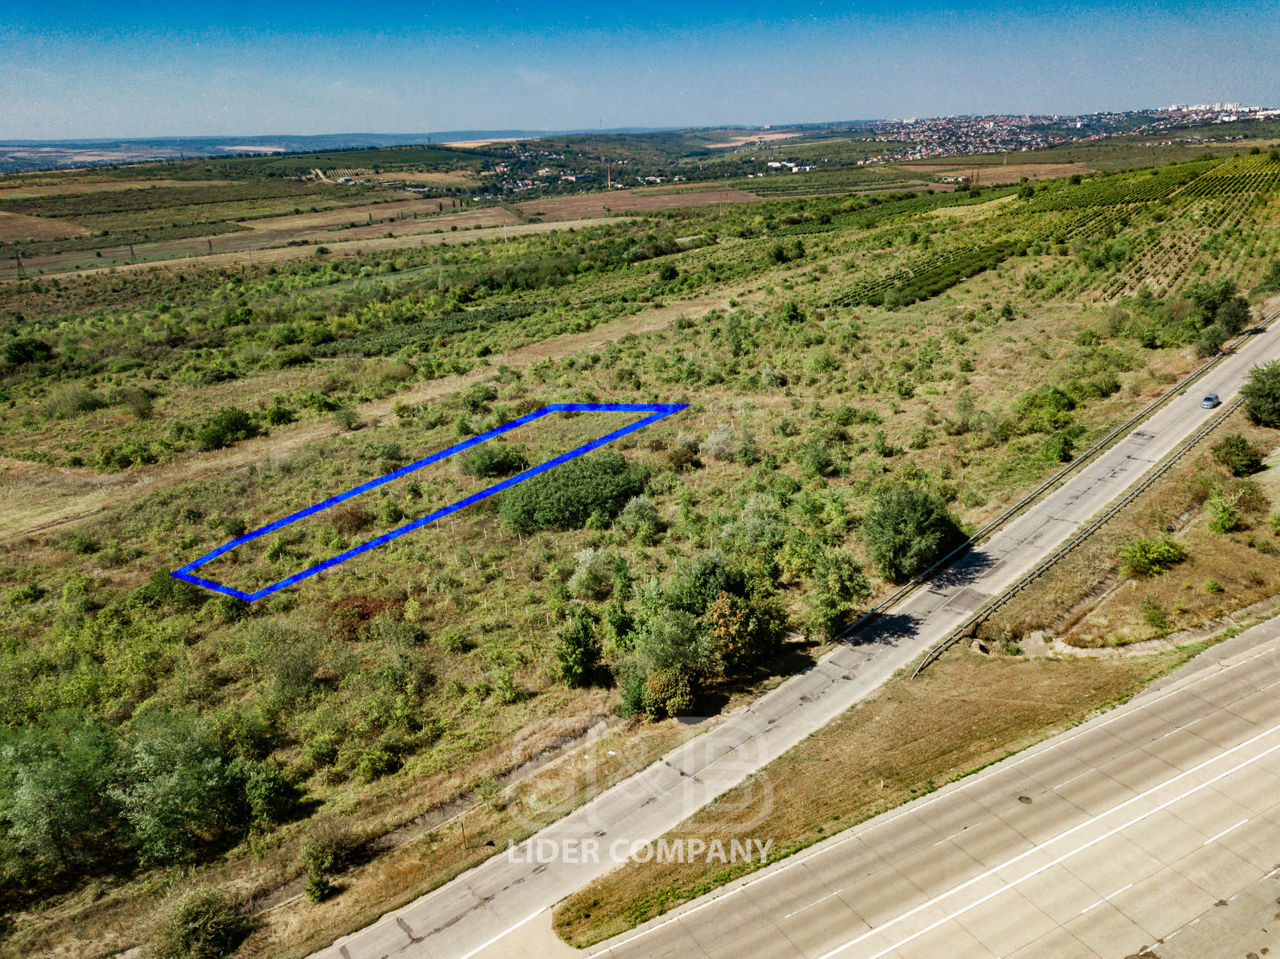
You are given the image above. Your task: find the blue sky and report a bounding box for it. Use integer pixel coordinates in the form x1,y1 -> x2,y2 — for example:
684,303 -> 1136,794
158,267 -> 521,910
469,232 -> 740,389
2,0 -> 1277,139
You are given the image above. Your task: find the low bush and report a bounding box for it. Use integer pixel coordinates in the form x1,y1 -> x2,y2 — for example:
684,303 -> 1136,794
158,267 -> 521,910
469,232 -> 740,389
499,450 -> 642,532
1118,535 -> 1187,577
1212,434 -> 1264,476
299,817 -> 359,902
153,886 -> 251,959
460,442 -> 529,478
195,407 -> 259,451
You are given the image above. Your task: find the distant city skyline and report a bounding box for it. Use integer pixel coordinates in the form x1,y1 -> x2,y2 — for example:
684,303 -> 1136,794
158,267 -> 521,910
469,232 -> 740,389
3,0 -> 1277,140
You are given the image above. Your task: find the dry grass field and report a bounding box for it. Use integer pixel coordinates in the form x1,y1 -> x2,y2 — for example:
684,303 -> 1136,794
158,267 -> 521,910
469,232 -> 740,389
0,178 -> 236,198
0,211 -> 89,241
705,132 -> 804,148
369,170 -> 481,187
519,187 -> 761,221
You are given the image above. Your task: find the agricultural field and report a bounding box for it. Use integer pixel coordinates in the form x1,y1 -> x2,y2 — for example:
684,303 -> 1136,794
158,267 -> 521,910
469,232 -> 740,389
1,145 -> 1280,957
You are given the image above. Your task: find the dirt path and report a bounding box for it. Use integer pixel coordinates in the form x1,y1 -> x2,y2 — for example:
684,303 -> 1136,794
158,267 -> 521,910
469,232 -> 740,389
0,293 -> 743,545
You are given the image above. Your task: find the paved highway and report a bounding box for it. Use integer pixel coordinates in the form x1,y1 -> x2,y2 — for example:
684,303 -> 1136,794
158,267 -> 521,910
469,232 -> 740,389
313,320 -> 1280,959
585,616 -> 1280,959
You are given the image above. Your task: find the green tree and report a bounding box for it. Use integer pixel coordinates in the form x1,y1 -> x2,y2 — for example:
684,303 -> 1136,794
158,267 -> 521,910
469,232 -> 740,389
1241,361 -> 1280,427
555,604 -> 602,688
0,715 -> 123,880
862,484 -> 963,582
110,716 -> 247,865
803,549 -> 872,640
702,590 -> 789,675
1215,296 -> 1252,336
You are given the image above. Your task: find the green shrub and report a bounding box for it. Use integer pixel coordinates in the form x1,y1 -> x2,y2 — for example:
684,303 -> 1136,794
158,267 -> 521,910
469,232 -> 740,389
567,547 -> 613,599
1010,385 -> 1075,434
1118,535 -> 1186,577
299,818 -> 358,902
45,387 -> 108,419
1204,578 -> 1224,594
264,400 -> 296,426
1207,494 -> 1243,534
555,603 -> 601,687
1138,598 -> 1169,631
332,406 -> 362,431
460,442 -> 529,478
195,406 -> 259,451
55,530 -> 100,555
2,336 -> 54,365
1212,434 -> 1264,476
499,450 -> 642,532
617,494 -> 660,539
862,484 -> 964,582
94,438 -> 160,470
153,886 -> 251,959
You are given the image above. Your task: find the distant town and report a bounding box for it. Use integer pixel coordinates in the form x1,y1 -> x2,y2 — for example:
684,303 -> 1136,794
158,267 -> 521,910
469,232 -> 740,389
1,103 -> 1276,183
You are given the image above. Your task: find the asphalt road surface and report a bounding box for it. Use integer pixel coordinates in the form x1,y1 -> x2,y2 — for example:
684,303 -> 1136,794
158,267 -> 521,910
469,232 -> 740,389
313,321 -> 1280,959
586,615 -> 1280,959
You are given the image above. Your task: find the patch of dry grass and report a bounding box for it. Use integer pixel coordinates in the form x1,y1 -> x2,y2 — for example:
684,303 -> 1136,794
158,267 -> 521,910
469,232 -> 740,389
0,211 -> 88,241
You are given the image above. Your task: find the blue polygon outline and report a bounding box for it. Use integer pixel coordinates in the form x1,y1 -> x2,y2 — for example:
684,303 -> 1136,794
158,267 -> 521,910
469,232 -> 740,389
171,403 -> 686,601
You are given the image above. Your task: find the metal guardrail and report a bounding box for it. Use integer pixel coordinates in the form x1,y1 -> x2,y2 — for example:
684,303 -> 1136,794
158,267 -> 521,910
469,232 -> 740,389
835,308 -> 1279,646
909,397 -> 1244,679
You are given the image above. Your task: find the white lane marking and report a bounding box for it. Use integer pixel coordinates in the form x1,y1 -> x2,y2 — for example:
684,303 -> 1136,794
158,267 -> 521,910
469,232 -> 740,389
1080,883 -> 1132,914
818,726 -> 1280,959
456,907 -> 545,959
783,891 -> 838,919
931,824 -> 975,847
1203,818 -> 1248,846
588,639 -> 1280,956
1050,768 -> 1095,790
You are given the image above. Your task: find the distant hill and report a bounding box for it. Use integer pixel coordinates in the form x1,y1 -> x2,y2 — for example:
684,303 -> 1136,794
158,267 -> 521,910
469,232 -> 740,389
0,129 -> 679,173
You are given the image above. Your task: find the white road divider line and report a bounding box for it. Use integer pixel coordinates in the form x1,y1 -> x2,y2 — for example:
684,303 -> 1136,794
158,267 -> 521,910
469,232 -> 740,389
1080,883 -> 1132,914
819,724 -> 1280,959
456,907 -> 546,959
783,891 -> 838,919
1203,818 -> 1248,846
